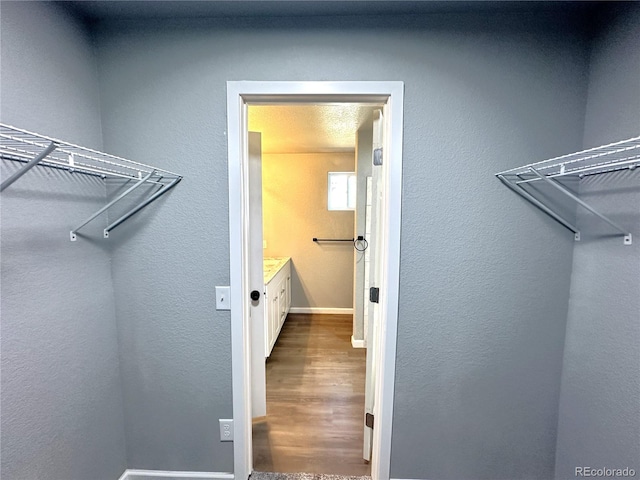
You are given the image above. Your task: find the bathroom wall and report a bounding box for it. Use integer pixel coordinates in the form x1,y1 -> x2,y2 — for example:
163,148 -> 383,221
262,152 -> 355,310
555,4 -> 640,479
0,2 -> 127,479
94,9 -> 589,477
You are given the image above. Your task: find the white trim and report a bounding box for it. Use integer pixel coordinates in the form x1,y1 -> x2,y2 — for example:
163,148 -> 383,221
351,335 -> 366,348
373,83 -> 404,480
227,81 -> 404,480
119,470 -> 234,479
227,83 -> 252,480
289,307 -> 353,315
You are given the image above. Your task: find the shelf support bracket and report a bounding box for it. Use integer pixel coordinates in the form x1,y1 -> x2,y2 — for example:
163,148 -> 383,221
70,170 -> 156,241
497,174 -> 580,239
1,142 -> 57,192
529,167 -> 632,245
103,176 -> 182,238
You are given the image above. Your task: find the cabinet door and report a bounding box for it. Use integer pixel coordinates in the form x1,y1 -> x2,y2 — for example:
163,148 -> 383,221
278,277 -> 287,327
285,265 -> 292,311
269,293 -> 279,354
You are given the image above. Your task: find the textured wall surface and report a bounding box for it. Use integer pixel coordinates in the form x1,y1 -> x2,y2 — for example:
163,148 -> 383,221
0,2 -> 103,147
262,152 -> 355,309
555,5 -> 640,479
93,11 -> 589,478
0,2 -> 127,480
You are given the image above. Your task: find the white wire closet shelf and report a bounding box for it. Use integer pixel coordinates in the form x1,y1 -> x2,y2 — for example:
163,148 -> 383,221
496,136 -> 640,245
0,123 -> 182,241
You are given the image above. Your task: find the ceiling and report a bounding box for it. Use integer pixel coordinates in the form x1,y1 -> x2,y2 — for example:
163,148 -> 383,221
248,104 -> 376,154
64,1 -> 596,22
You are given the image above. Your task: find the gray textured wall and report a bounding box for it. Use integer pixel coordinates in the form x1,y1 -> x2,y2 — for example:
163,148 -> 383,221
555,5 -> 640,479
0,2 -> 127,480
94,11 -> 589,478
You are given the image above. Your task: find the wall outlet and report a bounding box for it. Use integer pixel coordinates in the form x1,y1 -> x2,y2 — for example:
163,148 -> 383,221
219,419 -> 234,441
263,240 -> 267,249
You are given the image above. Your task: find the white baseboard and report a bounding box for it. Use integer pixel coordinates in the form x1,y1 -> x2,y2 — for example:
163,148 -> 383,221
351,335 -> 366,348
289,307 -> 353,315
119,470 -> 234,480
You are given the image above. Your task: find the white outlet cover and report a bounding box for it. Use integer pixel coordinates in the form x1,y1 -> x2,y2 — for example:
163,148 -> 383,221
215,286 -> 231,311
219,419 -> 234,441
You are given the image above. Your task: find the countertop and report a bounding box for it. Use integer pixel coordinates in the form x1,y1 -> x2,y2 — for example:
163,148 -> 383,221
263,257 -> 290,284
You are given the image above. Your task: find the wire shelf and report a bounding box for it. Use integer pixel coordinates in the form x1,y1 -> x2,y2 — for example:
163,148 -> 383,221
0,123 -> 181,181
1,123 -> 182,241
495,135 -> 638,245
496,136 -> 640,181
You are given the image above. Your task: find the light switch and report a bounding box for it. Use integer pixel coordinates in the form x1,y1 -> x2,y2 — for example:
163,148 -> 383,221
215,286 -> 231,310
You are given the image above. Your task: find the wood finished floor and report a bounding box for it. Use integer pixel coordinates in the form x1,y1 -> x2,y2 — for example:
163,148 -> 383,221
253,313 -> 370,476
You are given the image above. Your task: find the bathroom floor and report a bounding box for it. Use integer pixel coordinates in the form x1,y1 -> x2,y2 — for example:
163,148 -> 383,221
253,313 -> 370,476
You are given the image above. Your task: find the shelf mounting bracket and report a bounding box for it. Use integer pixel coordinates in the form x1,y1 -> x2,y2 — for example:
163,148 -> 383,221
1,142 -> 57,192
497,174 -> 580,238
70,170 -> 156,241
529,167 -> 632,245
103,176 -> 182,238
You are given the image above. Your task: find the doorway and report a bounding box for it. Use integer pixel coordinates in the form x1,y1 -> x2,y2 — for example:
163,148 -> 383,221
249,103 -> 374,476
226,81 -> 404,480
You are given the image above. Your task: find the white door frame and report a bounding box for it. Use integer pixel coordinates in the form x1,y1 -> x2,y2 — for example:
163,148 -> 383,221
226,81 -> 404,480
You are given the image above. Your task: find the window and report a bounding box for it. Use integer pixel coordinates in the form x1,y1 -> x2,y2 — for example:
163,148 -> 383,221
327,172 -> 356,211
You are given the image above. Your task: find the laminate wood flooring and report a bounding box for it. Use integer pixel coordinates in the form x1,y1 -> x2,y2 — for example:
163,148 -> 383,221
253,314 -> 370,476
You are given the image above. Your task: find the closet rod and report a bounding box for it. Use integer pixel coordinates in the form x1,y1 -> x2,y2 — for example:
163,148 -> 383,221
0,142 -> 56,192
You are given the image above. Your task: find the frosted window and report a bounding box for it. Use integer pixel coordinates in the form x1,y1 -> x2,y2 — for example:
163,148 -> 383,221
328,172 -> 356,211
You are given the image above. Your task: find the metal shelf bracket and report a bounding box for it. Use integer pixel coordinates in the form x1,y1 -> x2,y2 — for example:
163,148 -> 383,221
103,176 -> 182,238
529,167 -> 632,245
70,170 -> 157,241
497,174 -> 581,238
1,142 -> 57,192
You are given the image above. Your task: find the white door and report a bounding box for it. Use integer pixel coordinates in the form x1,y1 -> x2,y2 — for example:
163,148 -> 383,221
363,109 -> 385,461
249,131 -> 267,419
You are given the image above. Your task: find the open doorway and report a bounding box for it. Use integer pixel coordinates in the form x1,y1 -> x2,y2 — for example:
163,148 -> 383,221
248,104 -> 377,476
227,82 -> 404,480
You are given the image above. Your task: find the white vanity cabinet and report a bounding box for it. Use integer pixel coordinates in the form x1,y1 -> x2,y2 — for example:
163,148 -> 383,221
263,257 -> 291,357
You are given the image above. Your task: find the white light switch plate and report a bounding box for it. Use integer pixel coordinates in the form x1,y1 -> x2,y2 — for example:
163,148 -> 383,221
215,286 -> 231,310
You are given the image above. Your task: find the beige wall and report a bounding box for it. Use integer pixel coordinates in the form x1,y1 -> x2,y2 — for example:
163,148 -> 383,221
263,152 -> 355,309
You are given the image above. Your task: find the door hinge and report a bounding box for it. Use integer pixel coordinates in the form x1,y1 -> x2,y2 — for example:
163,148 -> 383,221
373,147 -> 383,166
365,412 -> 374,429
369,287 -> 379,304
